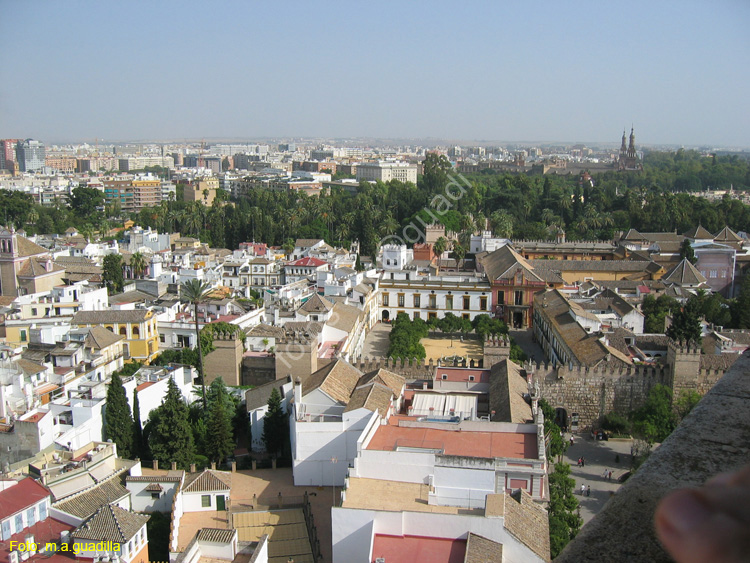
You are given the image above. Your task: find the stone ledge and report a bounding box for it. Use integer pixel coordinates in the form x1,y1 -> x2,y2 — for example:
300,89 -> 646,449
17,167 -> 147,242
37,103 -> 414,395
555,351 -> 750,562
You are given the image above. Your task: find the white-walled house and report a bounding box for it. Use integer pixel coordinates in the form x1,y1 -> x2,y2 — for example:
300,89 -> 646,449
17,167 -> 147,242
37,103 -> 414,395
126,474 -> 184,513
245,376 -> 294,452
290,361 -> 405,486
71,504 -> 150,563
180,469 -> 231,513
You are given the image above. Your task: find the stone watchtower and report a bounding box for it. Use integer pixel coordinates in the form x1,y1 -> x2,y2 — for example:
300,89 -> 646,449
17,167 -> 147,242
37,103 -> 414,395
203,331 -> 244,386
483,336 -> 511,369
666,339 -> 701,396
275,333 -> 318,382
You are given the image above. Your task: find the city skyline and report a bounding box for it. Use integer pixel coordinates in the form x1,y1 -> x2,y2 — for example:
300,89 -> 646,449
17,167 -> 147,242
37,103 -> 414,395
2,1 -> 749,147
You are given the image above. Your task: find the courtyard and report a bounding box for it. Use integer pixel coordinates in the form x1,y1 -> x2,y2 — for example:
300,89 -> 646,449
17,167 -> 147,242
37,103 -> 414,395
420,334 -> 483,363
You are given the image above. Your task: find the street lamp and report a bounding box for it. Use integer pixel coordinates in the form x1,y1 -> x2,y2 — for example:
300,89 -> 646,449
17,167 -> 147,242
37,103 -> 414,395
331,457 -> 338,506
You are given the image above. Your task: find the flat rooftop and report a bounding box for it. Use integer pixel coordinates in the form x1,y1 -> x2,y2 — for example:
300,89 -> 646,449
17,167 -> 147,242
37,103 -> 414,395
372,534 -> 467,563
366,423 -> 538,459
342,478 -> 482,515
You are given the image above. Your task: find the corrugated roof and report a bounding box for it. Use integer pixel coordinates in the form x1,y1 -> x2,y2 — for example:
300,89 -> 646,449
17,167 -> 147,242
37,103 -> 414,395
196,528 -> 236,543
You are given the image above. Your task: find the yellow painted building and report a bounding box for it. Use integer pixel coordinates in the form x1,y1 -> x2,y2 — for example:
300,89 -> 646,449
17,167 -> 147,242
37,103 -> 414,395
71,309 -> 159,363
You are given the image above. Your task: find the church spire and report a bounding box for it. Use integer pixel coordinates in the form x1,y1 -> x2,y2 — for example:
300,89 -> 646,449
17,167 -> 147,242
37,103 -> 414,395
620,130 -> 627,152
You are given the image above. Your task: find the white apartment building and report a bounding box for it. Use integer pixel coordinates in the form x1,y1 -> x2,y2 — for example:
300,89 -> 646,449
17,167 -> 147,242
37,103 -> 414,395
379,271 -> 493,323
356,161 -> 418,184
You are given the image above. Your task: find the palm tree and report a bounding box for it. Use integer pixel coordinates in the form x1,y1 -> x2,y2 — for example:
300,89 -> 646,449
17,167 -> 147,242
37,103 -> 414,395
434,237 -> 448,270
130,251 -> 147,279
180,279 -> 212,410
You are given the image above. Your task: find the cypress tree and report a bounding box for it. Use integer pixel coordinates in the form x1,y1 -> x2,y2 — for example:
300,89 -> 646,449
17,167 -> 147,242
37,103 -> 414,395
205,378 -> 235,463
262,388 -> 287,457
149,377 -> 196,468
105,372 -> 134,458
132,388 -> 143,459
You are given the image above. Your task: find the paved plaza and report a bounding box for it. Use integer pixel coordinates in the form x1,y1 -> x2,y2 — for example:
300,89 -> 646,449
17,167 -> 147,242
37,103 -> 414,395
563,432 -> 634,524
361,321 -> 391,358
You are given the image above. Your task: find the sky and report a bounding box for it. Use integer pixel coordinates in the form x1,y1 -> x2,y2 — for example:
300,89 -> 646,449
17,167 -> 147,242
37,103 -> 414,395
2,0 -> 749,147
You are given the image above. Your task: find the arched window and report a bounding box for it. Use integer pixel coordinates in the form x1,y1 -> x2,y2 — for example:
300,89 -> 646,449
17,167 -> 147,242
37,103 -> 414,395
119,327 -> 127,336
132,326 -> 140,338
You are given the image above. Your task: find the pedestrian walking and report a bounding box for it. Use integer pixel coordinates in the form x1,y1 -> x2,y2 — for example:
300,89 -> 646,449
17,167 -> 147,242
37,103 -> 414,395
580,483 -> 586,496
577,457 -> 582,467
587,485 -> 591,497
570,436 -> 574,447
581,457 -> 585,467
603,469 -> 609,479
608,470 -> 613,481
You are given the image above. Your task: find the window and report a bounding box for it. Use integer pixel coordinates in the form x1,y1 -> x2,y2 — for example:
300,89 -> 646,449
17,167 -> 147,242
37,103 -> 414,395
151,492 -> 160,499
413,312 -> 420,320
514,291 -> 523,306
441,374 -> 448,380
26,507 -> 35,527
428,312 -> 437,320
446,296 -> 453,309
201,495 -> 211,507
159,334 -> 166,343
382,293 -> 389,307
480,297 -> 487,310
469,376 -> 475,382
15,513 -> 23,533
1,520 -> 10,540
20,330 -> 27,343
398,294 -> 405,307
38,502 -> 47,521
721,270 -> 727,278
463,296 -> 470,310
497,291 -> 505,305
429,295 -> 437,308
132,326 -> 140,337
413,295 -> 420,308
462,314 -> 470,320
709,270 -> 718,278
31,308 -> 37,316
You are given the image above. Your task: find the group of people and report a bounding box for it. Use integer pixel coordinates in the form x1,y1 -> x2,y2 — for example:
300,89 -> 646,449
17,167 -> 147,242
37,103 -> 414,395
577,457 -> 586,467
579,483 -> 591,496
602,468 -> 614,481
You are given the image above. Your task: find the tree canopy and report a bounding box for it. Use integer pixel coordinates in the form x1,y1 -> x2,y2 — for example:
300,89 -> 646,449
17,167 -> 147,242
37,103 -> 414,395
104,371 -> 134,458
148,377 -> 196,468
262,388 -> 288,457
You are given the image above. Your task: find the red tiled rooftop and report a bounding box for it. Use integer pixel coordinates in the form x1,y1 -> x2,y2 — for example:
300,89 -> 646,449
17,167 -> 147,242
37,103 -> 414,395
211,314 -> 240,323
434,368 -> 489,383
0,478 -> 50,519
366,423 -> 538,459
136,381 -> 156,392
0,518 -> 75,563
372,535 -> 467,563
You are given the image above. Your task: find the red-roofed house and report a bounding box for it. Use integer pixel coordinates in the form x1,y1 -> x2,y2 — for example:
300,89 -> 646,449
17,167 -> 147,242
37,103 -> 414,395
284,257 -> 328,284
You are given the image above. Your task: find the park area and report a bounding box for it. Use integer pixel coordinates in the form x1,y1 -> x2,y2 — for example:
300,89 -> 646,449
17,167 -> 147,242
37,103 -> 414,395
421,334 -> 483,363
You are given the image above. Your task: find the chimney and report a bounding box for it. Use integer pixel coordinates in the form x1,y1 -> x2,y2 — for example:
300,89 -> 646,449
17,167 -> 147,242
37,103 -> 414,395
211,462 -> 216,470
294,376 -> 302,411
190,463 -> 196,473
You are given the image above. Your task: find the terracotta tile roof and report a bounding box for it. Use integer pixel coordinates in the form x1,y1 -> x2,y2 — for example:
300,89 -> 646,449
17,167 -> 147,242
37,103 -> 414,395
182,469 -> 231,493
53,478 -> 130,519
684,225 -> 714,239
72,504 -> 148,543
662,258 -> 707,286
481,246 -> 544,283
530,259 -> 661,274
245,376 -> 291,412
73,309 -> 151,325
344,368 -> 404,416
15,235 -> 48,258
288,256 -> 327,267
503,490 -> 551,561
294,239 -> 324,248
144,483 -> 163,492
17,257 -> 65,277
302,359 -> 363,405
328,302 -> 363,333
464,533 -> 503,563
196,528 -> 236,543
125,475 -> 183,483
714,226 -> 743,243
84,325 -> 125,349
700,353 -> 740,371
489,361 -> 533,424
16,358 -> 47,375
299,293 -> 333,314
246,324 -> 286,338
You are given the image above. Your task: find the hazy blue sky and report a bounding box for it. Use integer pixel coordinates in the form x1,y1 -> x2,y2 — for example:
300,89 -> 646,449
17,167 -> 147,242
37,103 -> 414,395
2,0 -> 749,146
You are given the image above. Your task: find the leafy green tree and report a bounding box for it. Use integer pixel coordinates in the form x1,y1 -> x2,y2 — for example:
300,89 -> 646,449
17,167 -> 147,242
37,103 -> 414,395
731,275 -> 750,328
433,237 -> 447,270
666,302 -> 702,344
132,388 -> 144,459
104,372 -> 134,458
102,254 -> 124,295
262,388 -> 288,457
629,384 -> 676,444
180,279 -> 212,409
451,241 -> 466,270
69,186 -> 105,219
149,377 -> 196,468
388,313 -> 427,360
679,239 -> 697,264
642,294 -> 680,334
538,399 -> 567,459
548,462 -> 582,558
675,389 -> 701,421
205,378 -> 236,463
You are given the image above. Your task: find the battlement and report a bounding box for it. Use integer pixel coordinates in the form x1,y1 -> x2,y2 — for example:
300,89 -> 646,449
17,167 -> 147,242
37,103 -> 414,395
666,339 -> 701,355
483,336 -> 510,347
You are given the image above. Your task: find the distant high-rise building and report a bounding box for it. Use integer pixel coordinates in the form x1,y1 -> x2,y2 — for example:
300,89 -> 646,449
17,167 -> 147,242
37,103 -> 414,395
16,139 -> 46,172
0,139 -> 19,172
